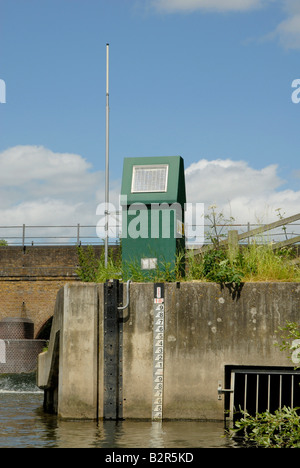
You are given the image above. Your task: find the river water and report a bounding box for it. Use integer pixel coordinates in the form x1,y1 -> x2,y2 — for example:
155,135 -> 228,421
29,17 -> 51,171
0,374 -> 240,449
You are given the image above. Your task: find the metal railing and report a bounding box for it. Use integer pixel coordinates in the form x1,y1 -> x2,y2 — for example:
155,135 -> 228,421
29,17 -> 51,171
0,224 -> 102,247
0,221 -> 299,247
193,213 -> 300,254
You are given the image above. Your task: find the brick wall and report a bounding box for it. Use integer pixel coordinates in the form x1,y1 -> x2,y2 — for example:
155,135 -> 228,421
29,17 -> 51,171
0,246 -> 107,337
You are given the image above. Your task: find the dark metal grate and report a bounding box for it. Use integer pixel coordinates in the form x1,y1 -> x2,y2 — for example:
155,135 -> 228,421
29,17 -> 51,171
0,339 -> 46,374
227,367 -> 300,422
0,318 -> 34,340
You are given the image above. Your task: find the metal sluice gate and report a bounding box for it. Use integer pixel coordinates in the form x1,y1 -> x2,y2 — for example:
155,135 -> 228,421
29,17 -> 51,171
220,366 -> 300,422
103,280 -> 166,421
103,279 -> 124,420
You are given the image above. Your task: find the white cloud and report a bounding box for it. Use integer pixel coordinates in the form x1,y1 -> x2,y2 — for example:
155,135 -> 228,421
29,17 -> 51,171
0,145 -> 123,244
185,158 -> 300,225
0,145 -> 99,198
0,146 -> 114,243
0,146 -> 299,244
273,1 -> 300,49
152,0 -> 265,13
151,0 -> 300,50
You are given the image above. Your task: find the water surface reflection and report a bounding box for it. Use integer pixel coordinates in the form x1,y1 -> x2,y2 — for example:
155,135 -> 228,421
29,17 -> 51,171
0,393 -> 238,448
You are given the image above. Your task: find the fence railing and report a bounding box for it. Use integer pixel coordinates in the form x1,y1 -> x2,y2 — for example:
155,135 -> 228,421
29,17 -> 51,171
0,216 -> 299,247
193,213 -> 300,255
0,224 -> 105,247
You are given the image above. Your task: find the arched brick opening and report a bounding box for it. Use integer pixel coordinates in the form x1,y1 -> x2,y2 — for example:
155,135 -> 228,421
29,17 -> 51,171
36,316 -> 53,340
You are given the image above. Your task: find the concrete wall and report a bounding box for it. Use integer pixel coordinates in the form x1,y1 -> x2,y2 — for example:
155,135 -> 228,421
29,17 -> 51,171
38,281 -> 300,421
38,284 -> 100,419
121,282 -> 299,420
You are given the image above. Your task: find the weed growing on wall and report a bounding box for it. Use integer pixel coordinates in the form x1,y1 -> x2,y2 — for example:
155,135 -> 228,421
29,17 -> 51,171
76,246 -> 122,282
77,243 -> 300,284
240,243 -> 298,282
201,249 -> 243,285
77,205 -> 300,285
77,246 -> 185,283
76,245 -> 100,282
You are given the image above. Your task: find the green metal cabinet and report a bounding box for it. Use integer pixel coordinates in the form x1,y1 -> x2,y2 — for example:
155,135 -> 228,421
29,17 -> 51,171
120,156 -> 186,277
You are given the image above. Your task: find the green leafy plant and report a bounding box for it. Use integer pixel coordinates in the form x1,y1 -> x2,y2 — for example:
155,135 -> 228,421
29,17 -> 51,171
76,245 -> 99,282
76,204 -> 300,285
202,248 -> 243,286
231,406 -> 300,448
122,258 -> 148,282
77,245 -> 187,284
123,257 -> 179,283
229,321 -> 300,448
77,243 -> 300,285
95,256 -> 123,282
77,246 -> 122,282
185,250 -> 204,281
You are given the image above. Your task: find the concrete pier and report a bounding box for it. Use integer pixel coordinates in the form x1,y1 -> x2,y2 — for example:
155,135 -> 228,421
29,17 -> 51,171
37,281 -> 300,420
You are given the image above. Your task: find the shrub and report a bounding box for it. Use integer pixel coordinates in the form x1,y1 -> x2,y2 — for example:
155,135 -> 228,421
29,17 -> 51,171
76,245 -> 99,282
229,321 -> 300,448
231,406 -> 300,448
202,249 -> 243,285
76,241 -> 300,285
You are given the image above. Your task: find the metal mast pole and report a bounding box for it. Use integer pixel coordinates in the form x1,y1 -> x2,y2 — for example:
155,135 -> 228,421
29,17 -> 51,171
105,43 -> 109,267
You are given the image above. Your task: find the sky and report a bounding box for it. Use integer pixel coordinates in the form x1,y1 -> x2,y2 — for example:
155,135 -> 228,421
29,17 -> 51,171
0,0 -> 300,243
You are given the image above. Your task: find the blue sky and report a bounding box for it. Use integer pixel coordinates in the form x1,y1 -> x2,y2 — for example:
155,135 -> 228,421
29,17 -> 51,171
0,0 -> 300,238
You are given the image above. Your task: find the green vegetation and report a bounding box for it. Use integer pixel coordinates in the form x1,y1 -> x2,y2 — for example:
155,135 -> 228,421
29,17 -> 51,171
229,321 -> 300,448
76,243 -> 300,284
77,207 -> 299,284
239,243 -> 299,282
76,245 -> 183,283
231,406 -> 300,448
76,245 -> 119,283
